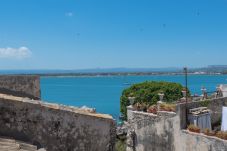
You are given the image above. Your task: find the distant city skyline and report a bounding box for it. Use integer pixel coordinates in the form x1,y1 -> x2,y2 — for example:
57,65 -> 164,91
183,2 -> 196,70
0,0 -> 227,69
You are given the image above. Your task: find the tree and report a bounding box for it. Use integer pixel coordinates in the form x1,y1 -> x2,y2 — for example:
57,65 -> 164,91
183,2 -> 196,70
120,81 -> 189,120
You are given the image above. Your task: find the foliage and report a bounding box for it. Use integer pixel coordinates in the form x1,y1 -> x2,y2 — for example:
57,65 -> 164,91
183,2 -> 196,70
216,131 -> 227,140
203,129 -> 227,140
120,81 -> 189,119
160,103 -> 176,112
133,102 -> 148,112
199,100 -> 210,107
115,139 -> 126,151
147,105 -> 157,114
188,124 -> 200,133
203,128 -> 215,136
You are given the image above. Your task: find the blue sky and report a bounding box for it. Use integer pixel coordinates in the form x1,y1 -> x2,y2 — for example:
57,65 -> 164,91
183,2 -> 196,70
0,0 -> 226,69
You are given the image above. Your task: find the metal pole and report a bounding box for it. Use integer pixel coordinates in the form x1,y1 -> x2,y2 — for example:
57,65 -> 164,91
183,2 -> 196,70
184,67 -> 188,104
184,67 -> 188,126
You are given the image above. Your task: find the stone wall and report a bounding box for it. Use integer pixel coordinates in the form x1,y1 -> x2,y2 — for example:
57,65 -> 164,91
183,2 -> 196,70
177,97 -> 227,129
180,130 -> 227,151
126,97 -> 227,151
0,75 -> 40,99
0,94 -> 116,151
127,111 -> 177,151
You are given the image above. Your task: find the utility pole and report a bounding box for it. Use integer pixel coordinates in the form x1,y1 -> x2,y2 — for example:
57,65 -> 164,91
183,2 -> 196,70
184,67 -> 188,126
184,67 -> 188,104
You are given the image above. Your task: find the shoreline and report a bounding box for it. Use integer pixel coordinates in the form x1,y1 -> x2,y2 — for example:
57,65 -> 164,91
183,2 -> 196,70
0,72 -> 224,78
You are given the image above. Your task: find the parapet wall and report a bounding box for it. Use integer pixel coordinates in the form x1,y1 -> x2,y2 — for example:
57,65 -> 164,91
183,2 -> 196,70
0,75 -> 40,99
177,97 -> 227,129
0,94 -> 116,151
126,110 -> 177,151
180,130 -> 227,151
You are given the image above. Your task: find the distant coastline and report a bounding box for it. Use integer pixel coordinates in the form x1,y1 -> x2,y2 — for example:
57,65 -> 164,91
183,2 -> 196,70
0,72 -> 225,77
25,72 -> 223,77
1,65 -> 227,77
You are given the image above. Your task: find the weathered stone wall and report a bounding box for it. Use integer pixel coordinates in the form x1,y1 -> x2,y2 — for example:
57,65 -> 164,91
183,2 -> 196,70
177,97 -> 227,129
0,94 -> 116,151
127,111 -> 178,151
179,130 -> 227,151
0,75 -> 40,99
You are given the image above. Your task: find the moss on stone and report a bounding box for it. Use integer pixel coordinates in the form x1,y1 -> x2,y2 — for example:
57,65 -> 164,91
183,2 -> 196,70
115,139 -> 126,151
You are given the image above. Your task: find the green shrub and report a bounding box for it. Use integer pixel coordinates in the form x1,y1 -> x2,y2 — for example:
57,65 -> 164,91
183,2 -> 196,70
120,81 -> 189,119
115,139 -> 126,151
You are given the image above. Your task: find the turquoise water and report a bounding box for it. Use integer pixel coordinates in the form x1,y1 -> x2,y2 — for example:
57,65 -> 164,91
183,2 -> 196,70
41,75 -> 227,119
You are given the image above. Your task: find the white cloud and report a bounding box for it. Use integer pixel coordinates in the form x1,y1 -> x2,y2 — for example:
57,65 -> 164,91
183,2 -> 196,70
0,47 -> 32,59
65,12 -> 73,17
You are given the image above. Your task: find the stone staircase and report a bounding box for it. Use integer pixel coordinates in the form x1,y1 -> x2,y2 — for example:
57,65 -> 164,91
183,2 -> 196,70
0,137 -> 46,151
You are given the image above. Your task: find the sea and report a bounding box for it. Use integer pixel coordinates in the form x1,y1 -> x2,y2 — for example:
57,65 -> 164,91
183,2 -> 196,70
41,75 -> 227,120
